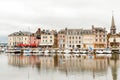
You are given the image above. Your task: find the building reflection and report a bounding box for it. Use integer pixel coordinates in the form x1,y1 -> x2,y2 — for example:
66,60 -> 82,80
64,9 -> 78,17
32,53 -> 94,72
7,54 -> 120,80
110,54 -> 119,80
8,55 -> 109,72
58,57 -> 108,73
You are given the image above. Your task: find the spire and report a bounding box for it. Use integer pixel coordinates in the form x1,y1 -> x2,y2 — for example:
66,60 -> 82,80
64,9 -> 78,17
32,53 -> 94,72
111,12 -> 115,28
110,11 -> 116,35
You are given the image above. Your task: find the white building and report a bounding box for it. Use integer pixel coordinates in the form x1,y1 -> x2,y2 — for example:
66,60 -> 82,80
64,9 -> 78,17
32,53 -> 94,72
8,31 -> 31,47
65,28 -> 83,49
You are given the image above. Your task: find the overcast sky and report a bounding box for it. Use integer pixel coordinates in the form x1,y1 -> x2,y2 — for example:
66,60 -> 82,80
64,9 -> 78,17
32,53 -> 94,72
0,0 -> 120,42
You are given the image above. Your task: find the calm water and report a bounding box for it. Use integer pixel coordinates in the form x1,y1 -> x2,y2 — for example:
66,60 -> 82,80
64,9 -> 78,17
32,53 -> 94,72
0,53 -> 120,80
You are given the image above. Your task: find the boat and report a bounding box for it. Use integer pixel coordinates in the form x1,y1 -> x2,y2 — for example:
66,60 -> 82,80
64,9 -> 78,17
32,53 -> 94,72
72,49 -> 79,54
103,48 -> 111,54
63,49 -> 71,54
23,49 -> 32,56
80,50 -> 86,54
50,49 -> 55,53
44,49 -> 49,56
96,50 -> 103,54
57,49 -> 63,53
14,48 -> 21,54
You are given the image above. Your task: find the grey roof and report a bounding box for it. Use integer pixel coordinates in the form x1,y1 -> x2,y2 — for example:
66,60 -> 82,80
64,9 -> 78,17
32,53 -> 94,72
8,31 -> 32,36
82,29 -> 93,34
58,29 -> 65,34
67,29 -> 83,31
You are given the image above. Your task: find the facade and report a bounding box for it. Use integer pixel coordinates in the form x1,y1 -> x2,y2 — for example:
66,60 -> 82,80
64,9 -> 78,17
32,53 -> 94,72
109,35 -> 120,48
92,26 -> 107,49
29,34 -> 40,47
8,31 -> 31,47
58,30 -> 66,49
82,29 -> 95,49
108,15 -> 120,48
39,30 -> 54,47
65,28 -> 83,49
58,27 -> 107,49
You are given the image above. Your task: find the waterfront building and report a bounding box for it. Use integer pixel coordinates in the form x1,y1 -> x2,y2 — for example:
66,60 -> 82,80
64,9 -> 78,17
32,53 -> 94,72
29,33 -> 40,47
82,29 -> 95,49
58,29 -> 66,49
65,28 -> 83,49
109,34 -> 120,48
29,28 -> 41,47
51,30 -> 58,48
108,14 -> 120,48
8,31 -> 31,47
39,30 -> 54,48
92,25 -> 107,49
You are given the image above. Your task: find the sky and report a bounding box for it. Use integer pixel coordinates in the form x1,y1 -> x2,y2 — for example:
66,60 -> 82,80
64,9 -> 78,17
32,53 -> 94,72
0,0 -> 120,42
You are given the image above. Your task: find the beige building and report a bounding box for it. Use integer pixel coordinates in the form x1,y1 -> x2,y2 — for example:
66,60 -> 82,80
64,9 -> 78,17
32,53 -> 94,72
39,30 -> 54,47
82,30 -> 95,49
8,31 -> 31,47
58,27 -> 107,49
108,14 -> 120,48
92,26 -> 107,49
109,35 -> 120,48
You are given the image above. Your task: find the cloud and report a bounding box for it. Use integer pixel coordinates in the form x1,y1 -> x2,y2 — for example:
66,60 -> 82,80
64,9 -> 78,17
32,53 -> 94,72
0,0 -> 120,42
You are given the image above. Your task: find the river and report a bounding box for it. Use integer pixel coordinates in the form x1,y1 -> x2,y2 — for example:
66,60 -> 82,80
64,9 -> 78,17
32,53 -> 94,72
0,53 -> 120,80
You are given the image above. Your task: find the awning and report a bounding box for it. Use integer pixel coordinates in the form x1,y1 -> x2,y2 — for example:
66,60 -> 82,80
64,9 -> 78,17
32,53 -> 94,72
17,43 -> 37,47
29,43 -> 37,47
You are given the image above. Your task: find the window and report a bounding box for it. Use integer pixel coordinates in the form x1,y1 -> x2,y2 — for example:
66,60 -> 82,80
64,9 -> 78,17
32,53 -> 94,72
69,41 -> 71,43
76,41 -> 77,43
96,39 -> 97,41
72,37 -> 74,39
79,41 -> 81,43
50,40 -> 52,42
69,45 -> 71,47
76,37 -> 77,39
103,39 -> 105,42
79,37 -> 81,39
69,37 -> 71,39
50,36 -> 52,38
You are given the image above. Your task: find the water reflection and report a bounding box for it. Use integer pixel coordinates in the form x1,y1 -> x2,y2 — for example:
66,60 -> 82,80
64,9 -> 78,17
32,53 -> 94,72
8,55 -> 108,72
7,54 -> 120,80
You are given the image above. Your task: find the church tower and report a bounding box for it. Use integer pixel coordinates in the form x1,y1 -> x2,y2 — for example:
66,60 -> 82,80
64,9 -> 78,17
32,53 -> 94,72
110,13 -> 116,35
